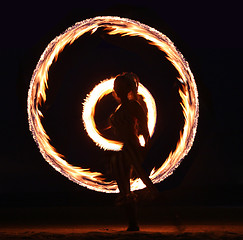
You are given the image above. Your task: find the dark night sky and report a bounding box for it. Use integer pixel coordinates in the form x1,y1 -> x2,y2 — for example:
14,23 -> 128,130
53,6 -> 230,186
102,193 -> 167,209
0,1 -> 242,207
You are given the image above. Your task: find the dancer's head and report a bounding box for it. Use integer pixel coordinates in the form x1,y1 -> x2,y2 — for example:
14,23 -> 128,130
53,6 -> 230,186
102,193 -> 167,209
114,72 -> 139,102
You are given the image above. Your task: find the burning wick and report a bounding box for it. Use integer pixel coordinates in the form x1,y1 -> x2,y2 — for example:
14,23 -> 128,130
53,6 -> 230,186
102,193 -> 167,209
27,16 -> 199,193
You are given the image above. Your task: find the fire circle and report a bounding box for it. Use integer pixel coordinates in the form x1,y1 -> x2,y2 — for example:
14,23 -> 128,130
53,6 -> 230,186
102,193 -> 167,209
82,78 -> 157,151
27,16 -> 199,193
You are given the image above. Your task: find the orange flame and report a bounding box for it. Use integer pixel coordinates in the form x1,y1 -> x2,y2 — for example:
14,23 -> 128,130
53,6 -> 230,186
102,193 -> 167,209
82,78 -> 157,151
27,16 -> 199,193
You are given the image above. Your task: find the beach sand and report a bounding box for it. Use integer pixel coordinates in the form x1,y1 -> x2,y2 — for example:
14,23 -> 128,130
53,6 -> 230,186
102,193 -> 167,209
0,206 -> 242,239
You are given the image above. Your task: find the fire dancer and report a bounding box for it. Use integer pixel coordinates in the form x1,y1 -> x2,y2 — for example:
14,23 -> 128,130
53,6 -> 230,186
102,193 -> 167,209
110,72 -> 158,231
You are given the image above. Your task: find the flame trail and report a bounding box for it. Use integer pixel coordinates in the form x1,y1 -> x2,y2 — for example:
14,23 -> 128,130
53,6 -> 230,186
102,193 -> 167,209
82,78 -> 157,151
27,16 -> 199,193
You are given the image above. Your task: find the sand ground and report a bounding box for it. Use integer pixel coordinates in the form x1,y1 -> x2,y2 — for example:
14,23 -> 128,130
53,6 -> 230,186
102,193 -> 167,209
0,206 -> 242,239
0,225 -> 243,240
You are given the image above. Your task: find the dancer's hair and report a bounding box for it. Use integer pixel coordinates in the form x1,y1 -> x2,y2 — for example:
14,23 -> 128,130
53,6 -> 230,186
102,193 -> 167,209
114,72 -> 139,101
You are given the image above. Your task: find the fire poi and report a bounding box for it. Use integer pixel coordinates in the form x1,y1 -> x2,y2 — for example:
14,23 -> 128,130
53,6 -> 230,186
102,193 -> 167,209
27,16 -> 199,193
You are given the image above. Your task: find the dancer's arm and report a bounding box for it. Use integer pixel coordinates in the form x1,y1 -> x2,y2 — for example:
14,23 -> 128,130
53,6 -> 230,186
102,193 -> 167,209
129,101 -> 150,145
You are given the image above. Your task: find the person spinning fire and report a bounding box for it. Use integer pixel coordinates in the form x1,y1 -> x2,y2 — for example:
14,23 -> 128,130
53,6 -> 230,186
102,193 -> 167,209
109,72 -> 158,231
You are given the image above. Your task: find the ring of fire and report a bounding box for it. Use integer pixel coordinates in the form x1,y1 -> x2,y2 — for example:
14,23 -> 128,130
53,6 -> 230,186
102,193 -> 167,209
82,78 -> 157,151
28,16 -> 199,193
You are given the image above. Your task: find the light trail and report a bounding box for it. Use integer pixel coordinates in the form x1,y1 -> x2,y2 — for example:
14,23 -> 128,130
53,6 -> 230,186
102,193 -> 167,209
82,78 -> 157,151
27,16 -> 199,193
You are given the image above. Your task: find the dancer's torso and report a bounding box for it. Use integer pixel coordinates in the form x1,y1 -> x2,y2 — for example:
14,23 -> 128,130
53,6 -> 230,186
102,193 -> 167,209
110,100 -> 142,146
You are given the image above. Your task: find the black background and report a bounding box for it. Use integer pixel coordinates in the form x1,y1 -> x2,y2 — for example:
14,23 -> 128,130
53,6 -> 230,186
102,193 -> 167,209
0,0 -> 242,209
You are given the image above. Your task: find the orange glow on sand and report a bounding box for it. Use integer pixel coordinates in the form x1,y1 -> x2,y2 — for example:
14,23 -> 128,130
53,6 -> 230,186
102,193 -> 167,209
27,16 -> 199,193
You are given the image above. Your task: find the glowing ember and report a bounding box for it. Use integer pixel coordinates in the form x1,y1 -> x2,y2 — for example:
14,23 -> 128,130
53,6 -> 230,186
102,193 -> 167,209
82,78 -> 157,151
27,16 -> 199,193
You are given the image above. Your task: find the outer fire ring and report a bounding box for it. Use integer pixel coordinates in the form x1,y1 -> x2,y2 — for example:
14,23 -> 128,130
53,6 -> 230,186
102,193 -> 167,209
27,16 -> 199,193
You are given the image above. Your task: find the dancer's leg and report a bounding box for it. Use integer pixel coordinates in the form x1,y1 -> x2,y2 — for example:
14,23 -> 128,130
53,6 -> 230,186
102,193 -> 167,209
124,145 -> 158,196
111,152 -> 130,197
111,151 -> 139,230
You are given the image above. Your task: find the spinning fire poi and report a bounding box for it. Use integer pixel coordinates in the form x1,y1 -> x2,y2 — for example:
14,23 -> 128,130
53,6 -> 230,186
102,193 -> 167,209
28,17 -> 199,195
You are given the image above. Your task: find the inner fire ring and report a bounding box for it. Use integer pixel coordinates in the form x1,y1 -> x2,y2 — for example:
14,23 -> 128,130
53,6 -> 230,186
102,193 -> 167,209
82,78 -> 157,151
27,16 -> 199,193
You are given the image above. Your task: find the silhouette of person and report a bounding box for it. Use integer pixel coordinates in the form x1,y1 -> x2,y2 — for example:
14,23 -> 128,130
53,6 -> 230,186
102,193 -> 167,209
109,72 -> 158,231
